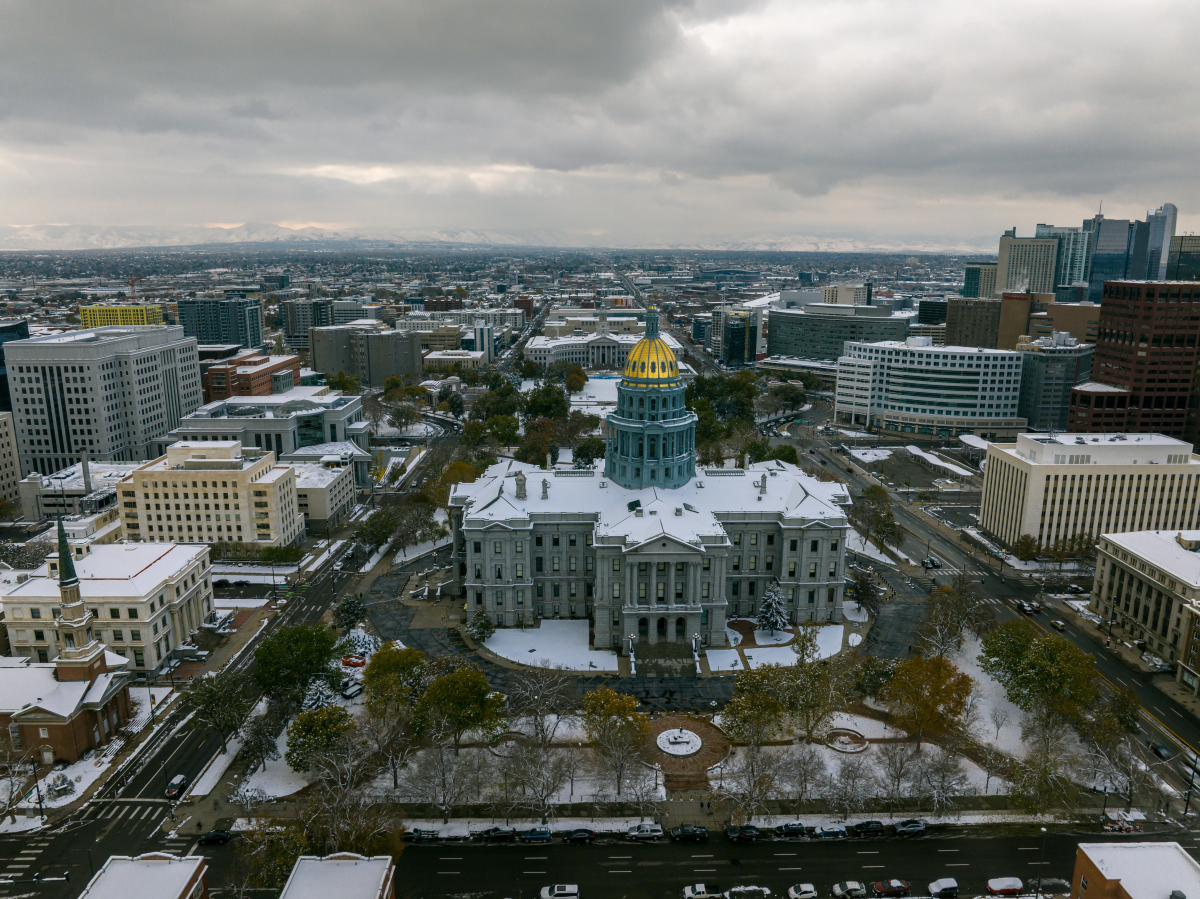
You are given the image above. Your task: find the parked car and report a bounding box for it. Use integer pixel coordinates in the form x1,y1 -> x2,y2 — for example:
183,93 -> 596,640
726,889 -> 771,899
928,879 -> 958,899
1065,584 -> 1086,594
672,825 -> 709,842
340,681 -> 364,699
1052,620 -> 1067,631
540,886 -> 579,899
774,822 -> 808,839
986,878 -> 1024,896
853,820 -> 885,838
815,824 -> 848,840
403,828 -> 439,843
832,883 -> 866,899
628,823 -> 664,841
198,830 -> 232,845
231,580 -> 251,588
477,827 -> 518,843
683,886 -> 723,899
787,886 -> 817,899
892,819 -> 926,836
562,829 -> 595,844
522,827 -> 553,843
212,579 -> 230,588
872,880 -> 909,898
724,824 -> 761,843
165,774 -> 188,800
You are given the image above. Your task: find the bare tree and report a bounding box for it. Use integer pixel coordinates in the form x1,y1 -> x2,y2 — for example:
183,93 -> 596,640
786,626 -> 858,742
301,776 -> 404,856
913,748 -> 972,818
826,755 -> 874,821
506,665 -> 577,749
502,743 -> 573,824
401,736 -> 486,823
361,689 -> 419,789
873,742 -> 920,818
989,706 -> 1011,744
0,736 -> 33,823
710,747 -> 777,824
776,742 -> 827,804
919,574 -> 994,657
1089,735 -> 1168,813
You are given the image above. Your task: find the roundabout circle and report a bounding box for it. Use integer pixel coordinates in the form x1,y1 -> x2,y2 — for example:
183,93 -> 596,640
655,728 -> 703,757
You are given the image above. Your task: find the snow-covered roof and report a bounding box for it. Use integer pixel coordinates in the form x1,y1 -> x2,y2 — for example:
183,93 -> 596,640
452,459 -> 849,547
282,441 -> 372,462
1,543 -> 207,602
280,856 -> 393,899
78,854 -> 207,899
293,462 -> 350,488
1102,531 -> 1200,589
1077,842 -> 1200,899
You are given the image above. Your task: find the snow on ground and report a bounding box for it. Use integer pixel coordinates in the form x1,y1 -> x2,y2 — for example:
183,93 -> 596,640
724,625 -> 743,646
484,620 -> 619,672
189,735 -> 243,798
848,633 -> 862,647
243,727 -> 311,799
843,601 -> 869,623
904,446 -> 976,479
359,536 -> 395,573
849,448 -> 893,463
393,510 -> 451,564
846,528 -> 895,565
827,712 -> 906,739
1065,600 -> 1103,623
753,627 -> 793,646
839,430 -> 871,438
707,649 -> 743,671
214,597 -> 269,609
0,815 -> 45,833
950,635 -> 1027,758
212,564 -> 299,577
744,646 -> 801,669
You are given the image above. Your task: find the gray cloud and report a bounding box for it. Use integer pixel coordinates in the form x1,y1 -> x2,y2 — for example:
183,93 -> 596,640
1,0 -> 1198,247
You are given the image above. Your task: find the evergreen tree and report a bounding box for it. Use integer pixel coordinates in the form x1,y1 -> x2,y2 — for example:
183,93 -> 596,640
465,608 -> 496,643
758,582 -> 790,635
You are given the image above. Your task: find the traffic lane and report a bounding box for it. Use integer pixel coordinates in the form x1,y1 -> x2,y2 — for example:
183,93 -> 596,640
394,831 -> 1117,899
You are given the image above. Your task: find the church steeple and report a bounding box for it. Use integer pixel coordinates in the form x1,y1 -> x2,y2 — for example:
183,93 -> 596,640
52,516 -> 104,678
57,516 -> 79,601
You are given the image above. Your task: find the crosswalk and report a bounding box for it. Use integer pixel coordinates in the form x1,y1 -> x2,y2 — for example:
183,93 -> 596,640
81,800 -> 169,823
0,833 -> 52,880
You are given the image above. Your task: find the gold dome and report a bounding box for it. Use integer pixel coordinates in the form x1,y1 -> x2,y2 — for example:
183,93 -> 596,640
622,336 -> 680,383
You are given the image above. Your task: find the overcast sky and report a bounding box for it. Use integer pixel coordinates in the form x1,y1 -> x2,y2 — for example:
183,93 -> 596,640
1,0 -> 1197,250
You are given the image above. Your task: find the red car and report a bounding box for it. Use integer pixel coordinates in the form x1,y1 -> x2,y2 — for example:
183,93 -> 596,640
873,881 -> 909,898
341,654 -> 367,668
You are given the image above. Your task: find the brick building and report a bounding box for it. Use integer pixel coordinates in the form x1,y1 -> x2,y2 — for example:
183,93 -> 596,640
1067,280 -> 1200,440
0,519 -> 131,764
200,350 -> 302,403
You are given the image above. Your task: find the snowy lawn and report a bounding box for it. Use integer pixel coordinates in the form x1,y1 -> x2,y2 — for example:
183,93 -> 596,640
744,647 -> 801,669
485,620 -> 619,672
707,649 -> 744,671
849,449 -> 893,463
243,727 -> 311,799
847,528 -> 895,565
950,635 -> 1027,758
827,712 -> 906,739
724,625 -> 743,647
843,601 -> 869,623
848,633 -> 863,647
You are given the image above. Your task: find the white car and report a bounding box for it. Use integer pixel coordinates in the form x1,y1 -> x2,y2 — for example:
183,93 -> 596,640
540,887 -> 579,899
684,887 -> 723,899
628,822 -> 664,840
788,886 -> 817,899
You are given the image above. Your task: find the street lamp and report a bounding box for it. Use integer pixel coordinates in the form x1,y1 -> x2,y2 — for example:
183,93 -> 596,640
1036,826 -> 1047,898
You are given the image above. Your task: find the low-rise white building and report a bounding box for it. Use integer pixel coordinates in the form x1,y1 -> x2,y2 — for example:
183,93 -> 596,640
525,329 -> 683,370
117,441 -> 305,547
280,854 -> 394,899
835,336 -> 1026,438
293,460 -> 356,535
78,854 -> 208,899
1,541 -> 213,675
981,432 -> 1200,550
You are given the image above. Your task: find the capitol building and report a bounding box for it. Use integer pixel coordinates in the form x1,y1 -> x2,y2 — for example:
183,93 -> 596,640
449,310 -> 850,655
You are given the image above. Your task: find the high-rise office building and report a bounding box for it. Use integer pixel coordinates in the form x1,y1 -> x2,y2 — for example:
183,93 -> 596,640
962,263 -> 997,298
79,306 -> 165,329
310,326 -> 423,387
1085,216 -> 1150,303
945,297 -> 1002,348
1015,333 -> 1094,431
0,318 -> 30,413
917,298 -> 948,324
473,321 -> 495,363
282,298 -> 334,350
1146,203 -> 1179,280
178,296 -> 264,350
1167,236 -> 1200,281
4,326 -> 203,475
1035,224 -> 1091,288
1067,280 -> 1200,440
996,231 -> 1060,295
766,303 -> 909,362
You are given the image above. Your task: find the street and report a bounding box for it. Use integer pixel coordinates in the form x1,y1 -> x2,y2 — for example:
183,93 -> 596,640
393,828 -> 1146,899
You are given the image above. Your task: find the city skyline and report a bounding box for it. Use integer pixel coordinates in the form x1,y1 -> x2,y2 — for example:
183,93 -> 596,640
3,0 -> 1200,250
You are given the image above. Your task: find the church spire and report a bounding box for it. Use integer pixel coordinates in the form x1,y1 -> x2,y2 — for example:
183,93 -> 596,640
57,515 -> 78,591
645,304 -> 659,339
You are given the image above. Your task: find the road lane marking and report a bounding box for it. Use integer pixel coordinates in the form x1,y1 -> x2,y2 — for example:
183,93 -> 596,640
780,867 -> 803,871
946,864 -> 970,867
437,871 -> 459,875
863,865 -> 884,869
692,855 -> 713,858
610,871 -> 631,874
524,871 -> 546,874
1176,709 -> 1185,717
857,851 -> 878,854
1029,862 -> 1051,865
609,856 -> 632,859
695,869 -> 717,873
1018,847 -> 1039,850
938,850 -> 959,853
1155,707 -> 1168,716
775,853 -> 797,856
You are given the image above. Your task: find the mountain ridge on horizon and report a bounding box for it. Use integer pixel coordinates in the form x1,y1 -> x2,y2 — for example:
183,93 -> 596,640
0,222 -> 997,256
